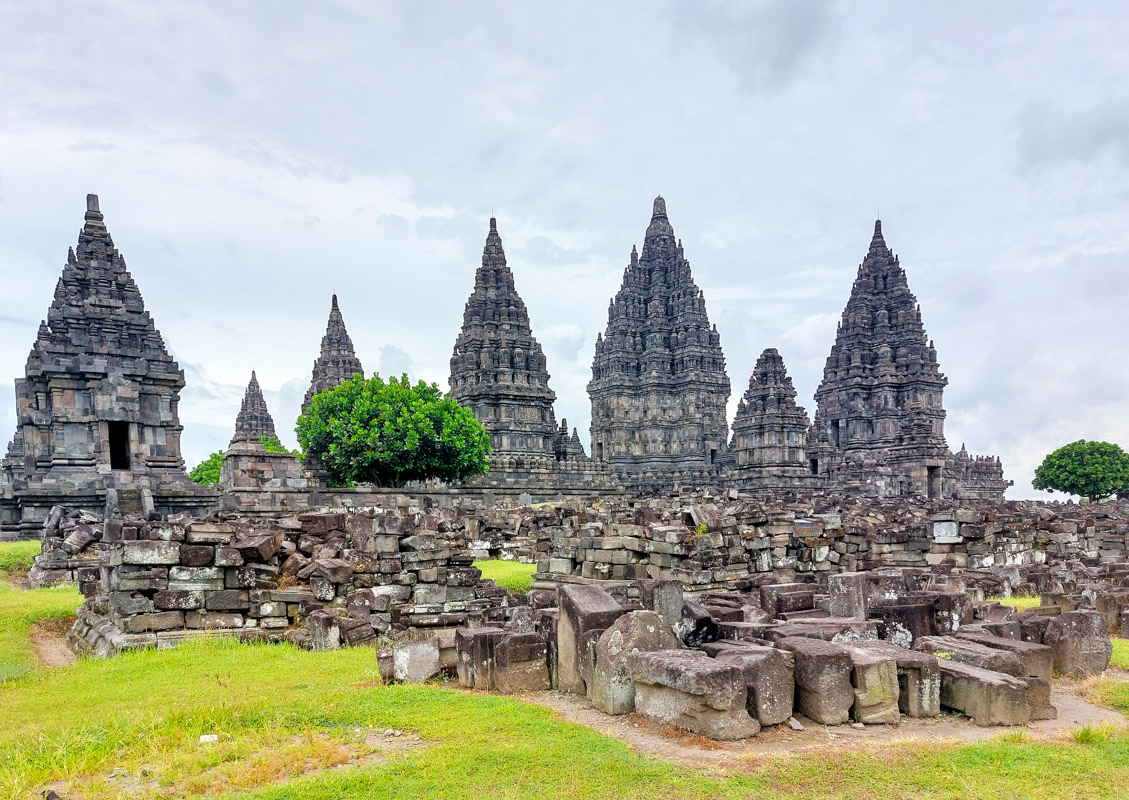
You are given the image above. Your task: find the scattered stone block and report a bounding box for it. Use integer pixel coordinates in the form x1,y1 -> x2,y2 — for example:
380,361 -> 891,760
714,645 -> 795,726
627,649 -> 760,740
777,636 -> 854,725
591,610 -> 681,714
557,585 -> 625,695
937,660 -> 1031,726
1043,610 -> 1113,677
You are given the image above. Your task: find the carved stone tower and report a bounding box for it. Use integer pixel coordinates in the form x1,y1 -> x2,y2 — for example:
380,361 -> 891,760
588,196 -> 731,490
231,371 -> 276,445
810,220 -> 1007,498
0,194 -> 212,534
449,218 -> 561,473
302,295 -> 363,412
731,348 -> 820,495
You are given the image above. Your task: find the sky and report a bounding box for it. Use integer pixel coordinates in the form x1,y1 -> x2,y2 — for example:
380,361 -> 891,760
0,1 -> 1126,500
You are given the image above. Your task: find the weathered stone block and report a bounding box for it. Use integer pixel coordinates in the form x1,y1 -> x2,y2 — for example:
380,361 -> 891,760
714,645 -> 795,726
557,584 -> 625,695
591,610 -> 681,715
122,540 -> 181,565
938,660 -> 1031,726
1043,610 -> 1112,677
777,636 -> 854,725
627,649 -> 760,740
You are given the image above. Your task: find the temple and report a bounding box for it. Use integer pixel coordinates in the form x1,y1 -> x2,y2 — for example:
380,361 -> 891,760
230,371 -> 276,445
805,221 -> 1009,499
0,194 -> 213,536
302,295 -> 363,412
730,348 -> 819,495
588,196 -> 731,490
449,218 -> 615,490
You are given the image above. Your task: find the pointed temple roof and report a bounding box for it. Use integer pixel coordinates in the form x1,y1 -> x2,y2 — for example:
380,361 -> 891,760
231,371 -> 277,444
302,294 -> 363,412
449,217 -> 556,407
734,348 -> 809,425
816,219 -> 945,396
24,193 -> 182,384
591,196 -> 729,389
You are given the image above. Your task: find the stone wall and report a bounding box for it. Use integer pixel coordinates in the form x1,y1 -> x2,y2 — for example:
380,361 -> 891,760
533,495 -> 1129,591
61,502 -> 523,656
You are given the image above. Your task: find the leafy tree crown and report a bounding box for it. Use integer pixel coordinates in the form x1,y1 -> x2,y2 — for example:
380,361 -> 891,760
1031,440 -> 1129,502
296,373 -> 491,488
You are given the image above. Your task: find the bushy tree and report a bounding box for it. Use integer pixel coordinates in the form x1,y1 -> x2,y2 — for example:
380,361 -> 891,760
296,373 -> 491,488
1032,440 -> 1129,502
189,451 -> 223,485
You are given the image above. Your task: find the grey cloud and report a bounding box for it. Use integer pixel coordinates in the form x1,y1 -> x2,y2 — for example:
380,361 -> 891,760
377,346 -> 416,382
1017,100 -> 1129,167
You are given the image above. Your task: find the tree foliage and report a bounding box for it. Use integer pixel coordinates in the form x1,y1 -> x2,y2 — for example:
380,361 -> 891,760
295,373 -> 491,488
1032,440 -> 1129,502
189,451 -> 224,485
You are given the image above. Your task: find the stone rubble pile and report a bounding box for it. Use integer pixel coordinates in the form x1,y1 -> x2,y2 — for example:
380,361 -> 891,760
536,495 -> 1129,587
59,502 -> 525,656
443,561 -> 1121,738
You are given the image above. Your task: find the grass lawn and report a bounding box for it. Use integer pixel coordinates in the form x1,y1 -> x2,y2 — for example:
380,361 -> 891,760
474,559 -> 536,593
2,542 -> 1129,799
1113,638 -> 1129,671
0,540 -> 41,574
987,595 -> 1043,612
0,541 -> 84,682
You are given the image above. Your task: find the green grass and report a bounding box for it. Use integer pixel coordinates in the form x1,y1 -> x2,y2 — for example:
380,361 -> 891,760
0,576 -> 83,682
987,595 -> 1043,612
1113,638 -> 1129,671
474,559 -> 536,593
1,636 -> 1128,800
2,543 -> 1129,799
0,540 -> 41,575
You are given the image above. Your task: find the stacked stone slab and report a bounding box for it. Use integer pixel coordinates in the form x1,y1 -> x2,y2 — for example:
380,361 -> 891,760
302,295 -> 363,412
449,219 -> 616,491
807,221 -> 1010,500
65,505 -> 523,656
0,195 -> 214,539
588,197 -> 731,490
731,348 -> 822,495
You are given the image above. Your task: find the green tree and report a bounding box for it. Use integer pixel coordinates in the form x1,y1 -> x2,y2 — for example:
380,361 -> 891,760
296,373 -> 491,488
189,450 -> 223,485
1032,440 -> 1129,502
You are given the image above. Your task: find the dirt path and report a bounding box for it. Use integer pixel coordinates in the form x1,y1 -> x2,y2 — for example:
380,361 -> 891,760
31,618 -> 78,668
515,677 -> 1128,771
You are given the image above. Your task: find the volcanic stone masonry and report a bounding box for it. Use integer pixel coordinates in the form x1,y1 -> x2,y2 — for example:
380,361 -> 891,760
588,197 -> 732,491
302,294 -> 364,413
449,218 -> 617,491
231,371 -> 276,444
0,195 -> 215,539
805,221 -> 1010,500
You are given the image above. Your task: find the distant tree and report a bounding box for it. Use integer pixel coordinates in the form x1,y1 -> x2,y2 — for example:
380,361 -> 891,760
259,434 -> 301,458
296,373 -> 491,488
1032,440 -> 1129,503
189,451 -> 223,485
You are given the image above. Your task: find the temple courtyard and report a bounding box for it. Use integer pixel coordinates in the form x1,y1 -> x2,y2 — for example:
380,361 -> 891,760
2,542 -> 1127,800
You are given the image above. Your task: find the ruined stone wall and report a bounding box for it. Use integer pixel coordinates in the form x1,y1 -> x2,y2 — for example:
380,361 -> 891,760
59,502 -> 521,656
535,496 -> 1129,591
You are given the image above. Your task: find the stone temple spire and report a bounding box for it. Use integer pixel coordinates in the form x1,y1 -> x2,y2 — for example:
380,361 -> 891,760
730,349 -> 816,494
588,195 -> 731,489
449,217 -> 559,471
1,194 -> 206,527
808,219 -> 1001,498
231,371 -> 276,445
302,294 -> 363,412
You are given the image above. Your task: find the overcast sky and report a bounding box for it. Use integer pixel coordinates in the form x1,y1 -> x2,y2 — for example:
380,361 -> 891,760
1,1 -> 1126,500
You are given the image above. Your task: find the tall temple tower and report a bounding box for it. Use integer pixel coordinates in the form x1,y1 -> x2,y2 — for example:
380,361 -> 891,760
0,195 -> 213,535
302,295 -> 363,412
230,371 -> 276,445
730,348 -> 820,495
809,220 -> 1008,498
449,218 -> 562,473
588,197 -> 731,490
